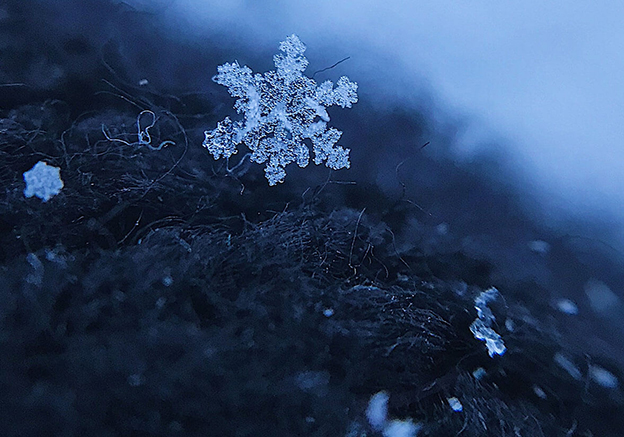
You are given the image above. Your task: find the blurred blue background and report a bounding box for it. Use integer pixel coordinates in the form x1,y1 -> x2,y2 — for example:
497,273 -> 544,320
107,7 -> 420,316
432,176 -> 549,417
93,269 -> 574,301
146,0 -> 624,248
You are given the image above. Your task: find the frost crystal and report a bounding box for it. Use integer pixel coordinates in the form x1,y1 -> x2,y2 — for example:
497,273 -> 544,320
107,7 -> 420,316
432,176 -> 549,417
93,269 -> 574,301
470,287 -> 506,357
23,161 -> 64,202
203,34 -> 358,185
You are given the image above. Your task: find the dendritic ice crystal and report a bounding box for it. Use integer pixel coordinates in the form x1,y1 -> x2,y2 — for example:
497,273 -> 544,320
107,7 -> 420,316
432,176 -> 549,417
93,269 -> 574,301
203,35 -> 358,185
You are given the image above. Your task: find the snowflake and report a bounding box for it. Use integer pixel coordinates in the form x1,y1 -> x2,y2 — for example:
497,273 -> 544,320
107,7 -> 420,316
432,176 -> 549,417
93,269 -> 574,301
23,161 -> 64,202
470,287 -> 506,358
203,34 -> 358,185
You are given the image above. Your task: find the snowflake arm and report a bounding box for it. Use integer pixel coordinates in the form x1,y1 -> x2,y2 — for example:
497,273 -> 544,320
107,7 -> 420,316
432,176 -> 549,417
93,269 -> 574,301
213,62 -> 255,99
332,76 -> 358,108
202,117 -> 239,160
274,34 -> 309,84
316,76 -> 358,108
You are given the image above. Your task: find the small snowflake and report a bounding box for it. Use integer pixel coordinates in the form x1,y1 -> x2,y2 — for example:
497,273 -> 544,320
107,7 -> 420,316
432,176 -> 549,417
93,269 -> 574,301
470,287 -> 506,358
23,161 -> 64,202
203,34 -> 358,185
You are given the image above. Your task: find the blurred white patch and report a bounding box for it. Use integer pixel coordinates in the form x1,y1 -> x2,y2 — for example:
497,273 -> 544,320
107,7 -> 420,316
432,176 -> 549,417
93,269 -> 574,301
435,222 -> 449,235
156,297 -> 167,309
295,371 -> 330,394
472,367 -> 486,379
366,391 -> 421,436
505,319 -> 515,332
26,253 -> 44,287
584,279 -> 621,314
366,391 -> 389,431
127,373 -> 145,387
382,419 -> 420,437
589,365 -> 618,389
555,298 -> 579,315
554,352 -> 581,380
533,385 -> 547,399
452,281 -> 468,296
528,240 -> 550,255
